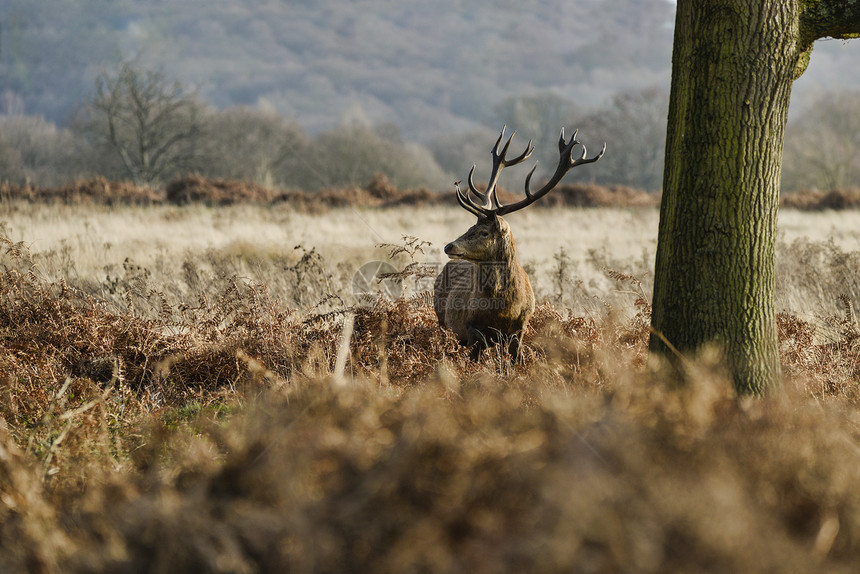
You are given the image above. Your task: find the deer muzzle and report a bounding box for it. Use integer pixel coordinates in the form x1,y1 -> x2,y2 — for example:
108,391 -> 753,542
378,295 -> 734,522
444,243 -> 463,258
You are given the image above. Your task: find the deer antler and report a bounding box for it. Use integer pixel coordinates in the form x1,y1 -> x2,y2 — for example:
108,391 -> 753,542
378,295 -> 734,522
495,128 -> 605,215
456,127 -> 604,218
462,126 -> 534,215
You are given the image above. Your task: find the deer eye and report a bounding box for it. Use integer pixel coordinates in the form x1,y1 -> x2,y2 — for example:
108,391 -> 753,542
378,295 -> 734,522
480,230 -> 490,237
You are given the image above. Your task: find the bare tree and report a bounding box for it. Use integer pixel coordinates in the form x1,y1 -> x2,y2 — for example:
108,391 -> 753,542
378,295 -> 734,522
0,138 -> 24,184
580,88 -> 668,191
290,120 -> 449,191
79,62 -> 203,187
0,115 -> 84,186
197,106 -> 308,187
490,92 -> 579,188
782,89 -> 860,191
483,89 -> 668,191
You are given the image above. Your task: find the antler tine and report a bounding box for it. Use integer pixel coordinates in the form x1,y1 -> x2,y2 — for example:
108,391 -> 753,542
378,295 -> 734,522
464,126 -> 534,212
456,181 -> 491,219
563,127 -> 606,169
466,164 -> 490,208
559,128 -> 575,153
572,140 -> 607,168
466,127 -> 512,209
484,125 -> 534,210
494,126 -> 535,167
495,128 -> 605,216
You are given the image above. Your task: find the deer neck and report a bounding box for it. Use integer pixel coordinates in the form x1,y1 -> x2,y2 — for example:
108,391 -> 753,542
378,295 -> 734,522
475,232 -> 522,298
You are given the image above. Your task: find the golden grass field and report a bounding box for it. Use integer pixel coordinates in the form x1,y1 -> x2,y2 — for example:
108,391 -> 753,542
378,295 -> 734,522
4,201 -> 859,314
1,197 -> 860,572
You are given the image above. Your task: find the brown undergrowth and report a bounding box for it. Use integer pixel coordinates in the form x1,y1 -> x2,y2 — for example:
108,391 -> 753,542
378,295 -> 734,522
0,175 -> 660,211
5,176 -> 860,212
1,234 -> 860,572
780,188 -> 860,210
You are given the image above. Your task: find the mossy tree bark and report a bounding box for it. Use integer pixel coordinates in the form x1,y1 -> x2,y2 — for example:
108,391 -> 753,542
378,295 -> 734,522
649,0 -> 860,395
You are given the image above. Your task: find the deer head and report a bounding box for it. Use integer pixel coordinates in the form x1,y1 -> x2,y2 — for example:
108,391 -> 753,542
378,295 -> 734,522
443,214 -> 512,262
445,126 -> 605,263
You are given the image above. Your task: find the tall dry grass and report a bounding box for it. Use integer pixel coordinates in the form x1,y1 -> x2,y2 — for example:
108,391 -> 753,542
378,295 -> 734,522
0,193 -> 859,572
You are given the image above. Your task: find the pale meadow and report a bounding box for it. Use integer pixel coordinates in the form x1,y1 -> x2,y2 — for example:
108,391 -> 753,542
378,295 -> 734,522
1,201 -> 858,319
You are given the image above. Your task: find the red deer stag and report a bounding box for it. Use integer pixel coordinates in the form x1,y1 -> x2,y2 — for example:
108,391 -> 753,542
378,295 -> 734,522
434,126 -> 605,360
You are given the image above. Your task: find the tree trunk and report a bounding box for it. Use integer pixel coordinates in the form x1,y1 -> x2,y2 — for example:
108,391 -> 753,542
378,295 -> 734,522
649,0 -> 799,394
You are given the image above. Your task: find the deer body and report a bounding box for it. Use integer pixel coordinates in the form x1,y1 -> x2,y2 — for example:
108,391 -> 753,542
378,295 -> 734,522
434,216 -> 534,359
434,126 -> 604,360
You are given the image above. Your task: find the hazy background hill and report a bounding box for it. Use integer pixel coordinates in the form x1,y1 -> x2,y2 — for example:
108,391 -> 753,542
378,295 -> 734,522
1,0 -> 676,136
6,0 -> 860,134
2,0 -> 860,191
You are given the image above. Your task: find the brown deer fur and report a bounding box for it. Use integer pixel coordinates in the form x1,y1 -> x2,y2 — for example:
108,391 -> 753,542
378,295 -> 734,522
434,214 -> 534,360
433,126 -> 604,360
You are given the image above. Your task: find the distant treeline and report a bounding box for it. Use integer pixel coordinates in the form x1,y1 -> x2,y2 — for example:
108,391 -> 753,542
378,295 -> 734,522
2,175 -> 859,211
0,61 -> 670,193
2,60 -> 859,195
